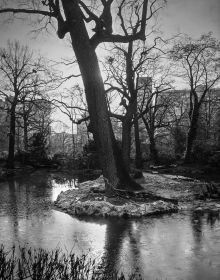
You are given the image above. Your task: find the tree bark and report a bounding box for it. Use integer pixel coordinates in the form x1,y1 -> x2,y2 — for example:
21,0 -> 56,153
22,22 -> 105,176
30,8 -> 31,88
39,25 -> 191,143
142,116 -> 158,163
71,121 -> 75,156
7,105 -> 16,168
23,116 -> 28,151
184,107 -> 200,163
134,115 -> 143,169
149,132 -> 158,163
61,0 -> 142,193
121,119 -> 132,172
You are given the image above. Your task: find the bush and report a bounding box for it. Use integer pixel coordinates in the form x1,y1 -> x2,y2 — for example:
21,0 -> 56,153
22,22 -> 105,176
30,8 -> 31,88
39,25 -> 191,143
157,152 -> 176,165
82,140 -> 100,169
208,152 -> 220,167
0,151 -> 8,160
191,144 -> 215,164
172,126 -> 186,157
29,132 -> 48,162
14,150 -> 31,163
0,246 -> 141,280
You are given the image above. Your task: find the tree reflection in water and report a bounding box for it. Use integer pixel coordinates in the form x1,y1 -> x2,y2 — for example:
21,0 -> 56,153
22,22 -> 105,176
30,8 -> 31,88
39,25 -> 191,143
101,218 -> 142,278
8,179 -> 19,242
206,211 -> 220,228
1,172 -> 220,279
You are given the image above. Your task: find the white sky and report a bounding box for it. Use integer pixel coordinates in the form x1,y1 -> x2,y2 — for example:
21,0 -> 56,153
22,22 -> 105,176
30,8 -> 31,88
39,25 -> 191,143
0,0 -> 219,59
0,0 -> 219,132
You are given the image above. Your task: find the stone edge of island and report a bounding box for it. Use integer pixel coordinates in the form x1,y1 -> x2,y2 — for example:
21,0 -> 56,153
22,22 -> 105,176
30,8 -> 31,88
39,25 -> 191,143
54,176 -> 179,218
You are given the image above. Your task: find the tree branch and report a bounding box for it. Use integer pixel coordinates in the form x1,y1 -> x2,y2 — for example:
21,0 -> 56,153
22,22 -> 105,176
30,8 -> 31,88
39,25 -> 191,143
0,8 -> 54,17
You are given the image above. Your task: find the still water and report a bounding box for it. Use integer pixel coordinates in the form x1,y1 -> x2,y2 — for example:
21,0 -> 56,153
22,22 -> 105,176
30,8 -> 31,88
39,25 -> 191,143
0,170 -> 220,279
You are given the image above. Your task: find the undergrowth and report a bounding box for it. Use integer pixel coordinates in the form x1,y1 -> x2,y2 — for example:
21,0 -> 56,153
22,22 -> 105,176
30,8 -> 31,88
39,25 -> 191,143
0,245 -> 142,280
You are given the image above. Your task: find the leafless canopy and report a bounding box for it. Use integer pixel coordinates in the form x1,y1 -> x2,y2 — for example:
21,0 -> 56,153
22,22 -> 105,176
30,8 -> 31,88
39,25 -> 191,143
0,0 -> 166,48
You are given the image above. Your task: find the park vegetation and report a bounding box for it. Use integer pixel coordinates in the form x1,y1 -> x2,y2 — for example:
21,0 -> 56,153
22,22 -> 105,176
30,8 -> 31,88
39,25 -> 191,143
0,246 -> 138,280
0,1 -> 219,188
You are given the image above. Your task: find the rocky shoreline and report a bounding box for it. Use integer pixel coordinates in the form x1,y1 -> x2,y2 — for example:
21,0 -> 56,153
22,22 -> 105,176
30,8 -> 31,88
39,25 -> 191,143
54,173 -> 220,218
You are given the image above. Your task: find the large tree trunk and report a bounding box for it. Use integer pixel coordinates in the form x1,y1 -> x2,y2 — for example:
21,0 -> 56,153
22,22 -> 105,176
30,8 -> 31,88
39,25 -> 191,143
71,121 -> 75,155
142,116 -> 158,164
23,116 -> 28,151
62,0 -> 142,193
184,107 -> 200,163
149,133 -> 158,163
7,106 -> 16,169
121,119 -> 132,172
134,114 -> 143,169
16,125 -> 20,151
121,105 -> 135,172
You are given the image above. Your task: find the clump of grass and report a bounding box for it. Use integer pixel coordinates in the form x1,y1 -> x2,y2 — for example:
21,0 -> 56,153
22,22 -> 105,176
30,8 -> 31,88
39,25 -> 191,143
0,245 -> 142,280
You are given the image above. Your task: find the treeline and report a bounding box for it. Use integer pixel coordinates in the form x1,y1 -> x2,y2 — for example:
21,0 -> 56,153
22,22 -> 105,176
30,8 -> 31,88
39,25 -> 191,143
1,34 -> 220,171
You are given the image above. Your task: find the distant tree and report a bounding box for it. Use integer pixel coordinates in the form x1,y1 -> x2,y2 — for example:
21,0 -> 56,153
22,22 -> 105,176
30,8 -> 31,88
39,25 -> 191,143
15,88 -> 52,151
196,89 -> 220,145
140,85 -> 173,163
0,41 -> 58,167
166,90 -> 188,158
0,41 -> 47,168
136,58 -> 173,163
170,33 -> 220,162
0,100 -> 8,152
52,85 -> 89,155
104,36 -> 170,169
28,99 -> 53,140
29,132 -> 48,163
215,110 -> 220,149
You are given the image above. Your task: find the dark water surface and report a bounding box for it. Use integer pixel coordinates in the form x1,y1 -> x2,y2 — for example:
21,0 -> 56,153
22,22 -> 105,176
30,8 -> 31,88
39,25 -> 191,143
0,170 -> 220,279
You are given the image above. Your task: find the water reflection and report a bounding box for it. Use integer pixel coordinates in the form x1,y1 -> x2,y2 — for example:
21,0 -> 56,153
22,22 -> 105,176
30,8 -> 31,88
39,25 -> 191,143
0,171 -> 220,279
206,211 -> 220,228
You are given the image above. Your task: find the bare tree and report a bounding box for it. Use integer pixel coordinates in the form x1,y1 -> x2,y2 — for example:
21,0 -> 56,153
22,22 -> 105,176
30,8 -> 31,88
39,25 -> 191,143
170,33 -> 220,162
140,88 -> 173,162
104,41 -> 142,172
137,60 -> 173,162
0,0 -> 166,192
0,41 -> 52,168
52,85 -> 89,155
105,42 -> 172,165
0,98 -> 8,152
165,90 -> 188,158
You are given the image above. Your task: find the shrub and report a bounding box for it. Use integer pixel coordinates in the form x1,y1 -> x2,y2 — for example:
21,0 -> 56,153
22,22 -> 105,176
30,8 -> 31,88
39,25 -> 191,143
208,152 -> 220,167
14,150 -> 31,163
0,246 -> 142,280
157,152 -> 176,165
191,143 -> 214,164
82,140 -> 100,169
29,132 -> 48,162
0,151 -> 8,160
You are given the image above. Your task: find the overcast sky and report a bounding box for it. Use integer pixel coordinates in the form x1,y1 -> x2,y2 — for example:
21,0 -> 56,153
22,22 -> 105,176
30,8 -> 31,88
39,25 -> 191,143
0,0 -> 219,132
0,0 -> 219,59
160,0 -> 220,39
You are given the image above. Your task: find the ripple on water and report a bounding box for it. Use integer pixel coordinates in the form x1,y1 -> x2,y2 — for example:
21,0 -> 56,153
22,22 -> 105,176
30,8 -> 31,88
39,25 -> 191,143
0,171 -> 220,279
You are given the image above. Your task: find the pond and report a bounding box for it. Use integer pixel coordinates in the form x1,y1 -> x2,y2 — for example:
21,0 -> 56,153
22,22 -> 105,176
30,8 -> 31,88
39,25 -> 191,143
0,170 -> 220,279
